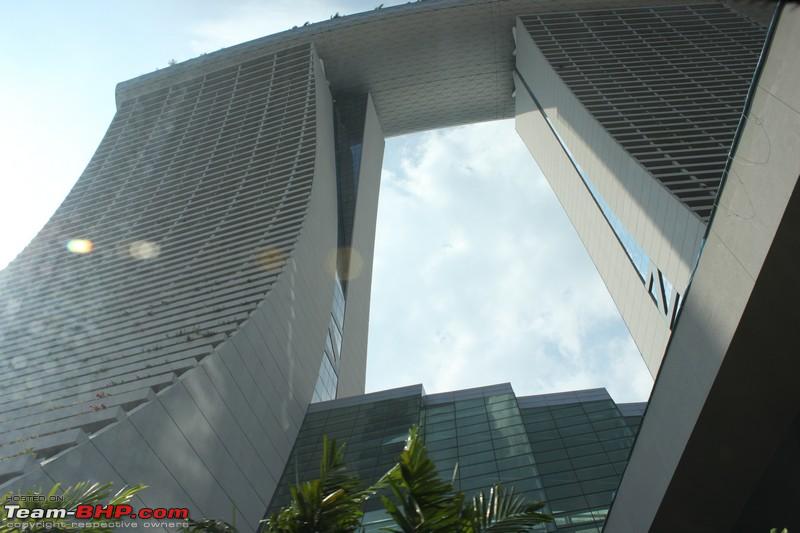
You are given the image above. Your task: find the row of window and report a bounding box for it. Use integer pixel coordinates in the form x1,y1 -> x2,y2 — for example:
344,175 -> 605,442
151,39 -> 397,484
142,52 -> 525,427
292,429 -> 415,463
300,416 -> 420,440
456,469 -> 543,493
545,481 -> 615,504
538,448 -> 628,475
426,452 -> 623,494
305,399 -> 419,419
433,406 -> 524,424
428,459 -> 625,497
300,408 -> 419,435
527,418 -> 630,443
425,421 -> 528,445
426,407 -> 524,431
275,459 -> 399,494
311,355 -> 337,403
427,440 -> 534,464
310,279 -> 346,403
457,450 -> 535,471
424,393 -> 515,414
543,437 -> 632,460
542,462 -> 624,486
523,410 -> 629,432
425,397 -> 518,417
532,436 -> 630,466
528,427 -> 633,453
297,413 -> 418,439
429,431 -> 532,455
552,506 -> 608,529
522,399 -> 616,417
303,400 -> 420,426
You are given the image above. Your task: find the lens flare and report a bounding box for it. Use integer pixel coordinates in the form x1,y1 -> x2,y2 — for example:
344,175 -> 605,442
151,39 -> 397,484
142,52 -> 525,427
257,247 -> 286,272
66,239 -> 93,254
129,240 -> 161,260
326,247 -> 364,281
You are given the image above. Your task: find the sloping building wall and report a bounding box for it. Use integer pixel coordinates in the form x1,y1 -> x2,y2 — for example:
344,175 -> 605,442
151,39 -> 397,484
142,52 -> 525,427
0,44 -> 341,530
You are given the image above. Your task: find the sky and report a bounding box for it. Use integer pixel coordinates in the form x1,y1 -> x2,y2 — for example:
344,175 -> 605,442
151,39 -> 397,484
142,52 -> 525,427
0,1 -> 653,403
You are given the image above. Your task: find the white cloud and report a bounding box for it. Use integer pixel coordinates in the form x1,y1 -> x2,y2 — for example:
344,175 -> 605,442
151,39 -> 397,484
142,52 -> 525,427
366,120 -> 653,403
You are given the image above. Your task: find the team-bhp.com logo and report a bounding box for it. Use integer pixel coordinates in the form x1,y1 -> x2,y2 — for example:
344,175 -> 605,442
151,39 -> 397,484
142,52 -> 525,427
4,503 -> 189,520
3,500 -> 189,529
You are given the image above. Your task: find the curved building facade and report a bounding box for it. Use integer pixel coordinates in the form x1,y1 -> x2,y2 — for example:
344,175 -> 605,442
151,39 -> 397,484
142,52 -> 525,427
0,0 -> 779,531
0,43 -> 372,529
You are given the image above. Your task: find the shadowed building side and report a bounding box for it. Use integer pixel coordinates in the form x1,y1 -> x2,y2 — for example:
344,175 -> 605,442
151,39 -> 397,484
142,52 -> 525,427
334,94 -> 386,398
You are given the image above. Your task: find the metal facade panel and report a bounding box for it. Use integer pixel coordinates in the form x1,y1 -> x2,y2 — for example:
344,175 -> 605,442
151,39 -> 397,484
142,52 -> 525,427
0,44 -> 321,484
521,4 -> 765,220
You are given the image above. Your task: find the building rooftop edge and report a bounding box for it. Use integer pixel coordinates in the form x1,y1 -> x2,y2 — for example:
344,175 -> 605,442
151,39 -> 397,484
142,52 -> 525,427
306,383 -> 642,413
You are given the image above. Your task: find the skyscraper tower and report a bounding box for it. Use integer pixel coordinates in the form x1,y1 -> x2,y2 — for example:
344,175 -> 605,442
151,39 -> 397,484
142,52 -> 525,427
0,43 -> 385,529
513,3 -> 766,371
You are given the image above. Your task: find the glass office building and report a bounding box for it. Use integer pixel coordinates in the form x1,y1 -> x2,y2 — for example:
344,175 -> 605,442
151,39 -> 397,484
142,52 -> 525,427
267,384 -> 644,532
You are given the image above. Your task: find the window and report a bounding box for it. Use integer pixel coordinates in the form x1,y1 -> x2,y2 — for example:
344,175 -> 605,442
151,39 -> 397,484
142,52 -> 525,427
496,454 -> 534,470
499,465 -> 537,482
537,459 -> 572,475
541,470 -> 578,487
570,452 -> 610,469
549,495 -> 589,513
460,460 -> 498,479
544,482 -> 582,500
531,438 -> 563,453
528,428 -> 560,442
494,443 -> 533,459
580,476 -> 621,493
534,448 -> 569,463
567,443 -> 604,458
459,449 -> 496,466
457,421 -> 491,437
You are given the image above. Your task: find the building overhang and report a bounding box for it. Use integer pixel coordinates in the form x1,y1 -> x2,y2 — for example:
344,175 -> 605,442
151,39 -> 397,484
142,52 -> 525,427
115,0 -> 707,137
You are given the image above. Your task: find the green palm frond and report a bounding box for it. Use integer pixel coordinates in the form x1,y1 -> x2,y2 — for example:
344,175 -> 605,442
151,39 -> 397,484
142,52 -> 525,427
181,518 -> 238,533
377,426 -> 463,532
261,435 -> 373,533
376,428 -> 553,533
461,484 -> 552,533
264,426 -> 555,533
